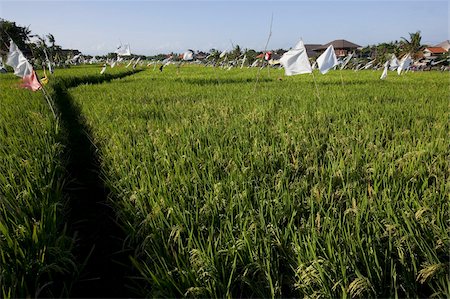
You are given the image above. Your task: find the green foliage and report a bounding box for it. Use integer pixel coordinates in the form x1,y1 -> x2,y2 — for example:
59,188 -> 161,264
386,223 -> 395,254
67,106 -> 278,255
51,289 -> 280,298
400,31 -> 424,59
0,19 -> 31,56
0,74 -> 75,298
68,66 -> 450,298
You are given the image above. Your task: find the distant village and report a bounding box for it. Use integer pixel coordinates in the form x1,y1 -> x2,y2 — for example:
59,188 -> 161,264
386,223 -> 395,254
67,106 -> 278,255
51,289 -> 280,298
1,19 -> 449,72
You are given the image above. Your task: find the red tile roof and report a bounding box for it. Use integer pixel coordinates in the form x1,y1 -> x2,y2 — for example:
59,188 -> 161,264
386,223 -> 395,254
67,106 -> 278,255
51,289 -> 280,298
424,47 -> 447,54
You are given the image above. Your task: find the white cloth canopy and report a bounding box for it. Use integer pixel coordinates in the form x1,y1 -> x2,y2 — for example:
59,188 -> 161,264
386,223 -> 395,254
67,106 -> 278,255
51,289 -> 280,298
316,45 -> 338,74
6,40 -> 33,77
279,40 -> 312,76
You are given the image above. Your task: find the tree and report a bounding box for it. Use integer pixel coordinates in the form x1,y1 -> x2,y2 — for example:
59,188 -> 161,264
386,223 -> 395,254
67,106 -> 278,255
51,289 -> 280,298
230,45 -> 242,60
400,31 -> 423,59
0,19 -> 32,56
243,49 -> 257,65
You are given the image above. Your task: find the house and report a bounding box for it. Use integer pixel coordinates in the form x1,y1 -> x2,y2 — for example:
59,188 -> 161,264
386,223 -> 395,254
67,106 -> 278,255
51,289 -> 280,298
433,40 -> 450,52
423,47 -> 447,59
195,51 -> 208,60
313,39 -> 361,57
304,44 -> 322,57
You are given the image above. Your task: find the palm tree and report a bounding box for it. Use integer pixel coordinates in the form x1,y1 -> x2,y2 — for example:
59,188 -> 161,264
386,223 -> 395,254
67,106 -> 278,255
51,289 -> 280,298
400,31 -> 423,59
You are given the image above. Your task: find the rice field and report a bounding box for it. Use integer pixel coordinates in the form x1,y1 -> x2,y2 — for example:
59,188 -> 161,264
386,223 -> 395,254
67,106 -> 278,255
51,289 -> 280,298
1,65 -> 449,297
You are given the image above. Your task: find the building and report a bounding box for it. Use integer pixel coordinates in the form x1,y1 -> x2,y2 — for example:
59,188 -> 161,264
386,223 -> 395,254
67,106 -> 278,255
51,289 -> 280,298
433,40 -> 450,52
313,39 -> 361,57
304,44 -> 322,57
423,47 -> 447,59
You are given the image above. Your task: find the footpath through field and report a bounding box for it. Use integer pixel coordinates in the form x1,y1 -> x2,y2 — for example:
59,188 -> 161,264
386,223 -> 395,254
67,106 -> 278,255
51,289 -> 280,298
50,70 -> 142,297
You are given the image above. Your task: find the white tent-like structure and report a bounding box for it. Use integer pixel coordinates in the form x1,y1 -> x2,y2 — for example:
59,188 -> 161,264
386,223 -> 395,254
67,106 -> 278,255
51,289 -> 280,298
279,39 -> 312,76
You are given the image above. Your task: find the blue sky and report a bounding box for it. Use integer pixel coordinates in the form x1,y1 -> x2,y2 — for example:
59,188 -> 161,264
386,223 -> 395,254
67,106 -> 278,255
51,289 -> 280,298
1,1 -> 448,55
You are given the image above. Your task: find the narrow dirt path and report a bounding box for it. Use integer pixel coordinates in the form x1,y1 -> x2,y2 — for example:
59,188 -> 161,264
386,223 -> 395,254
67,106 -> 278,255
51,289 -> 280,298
51,71 -> 141,297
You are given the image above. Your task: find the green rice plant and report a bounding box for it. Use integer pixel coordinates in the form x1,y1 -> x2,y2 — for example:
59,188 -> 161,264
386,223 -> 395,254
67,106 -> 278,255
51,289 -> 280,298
68,65 -> 449,297
0,74 -> 74,298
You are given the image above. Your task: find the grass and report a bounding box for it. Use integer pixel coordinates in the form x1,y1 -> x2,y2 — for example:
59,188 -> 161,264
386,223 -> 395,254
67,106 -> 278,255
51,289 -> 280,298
67,65 -> 449,297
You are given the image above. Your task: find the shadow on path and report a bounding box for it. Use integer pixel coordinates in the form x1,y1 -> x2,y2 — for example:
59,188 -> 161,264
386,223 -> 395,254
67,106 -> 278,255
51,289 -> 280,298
51,70 -> 142,297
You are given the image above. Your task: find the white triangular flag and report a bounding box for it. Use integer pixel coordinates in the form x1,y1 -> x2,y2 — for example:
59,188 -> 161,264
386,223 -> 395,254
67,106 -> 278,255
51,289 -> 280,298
43,48 -> 53,74
240,54 -> 246,69
115,44 -> 131,56
100,64 -> 107,74
6,40 -> 33,77
219,49 -> 227,58
182,50 -> 194,61
316,45 -> 338,74
132,57 -> 141,69
397,54 -> 411,75
279,40 -> 312,76
126,58 -> 135,68
389,54 -> 399,71
340,53 -> 353,70
380,61 -> 389,80
363,60 -> 375,70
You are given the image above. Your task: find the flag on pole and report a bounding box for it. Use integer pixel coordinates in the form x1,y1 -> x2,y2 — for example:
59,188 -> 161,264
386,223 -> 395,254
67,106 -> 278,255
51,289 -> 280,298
380,61 -> 389,80
240,54 -> 247,69
126,58 -> 135,68
43,48 -> 53,74
316,45 -> 338,74
279,39 -> 312,76
389,54 -> 399,71
100,64 -> 107,74
397,54 -> 411,75
133,57 -> 141,69
115,44 -> 131,56
6,40 -> 33,77
219,49 -> 227,58
21,71 -> 42,91
182,50 -> 194,61
340,52 -> 353,70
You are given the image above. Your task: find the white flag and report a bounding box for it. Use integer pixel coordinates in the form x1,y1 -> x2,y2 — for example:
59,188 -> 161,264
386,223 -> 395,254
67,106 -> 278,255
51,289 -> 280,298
43,48 -> 53,74
100,64 -> 107,74
240,54 -> 246,69
115,44 -> 131,56
380,61 -> 389,80
133,57 -> 141,68
316,45 -> 338,74
340,53 -> 353,70
363,60 -> 374,70
279,40 -> 312,76
397,54 -> 411,75
389,54 -> 399,71
182,50 -> 194,61
6,40 -> 33,77
126,58 -> 135,68
219,49 -> 227,58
